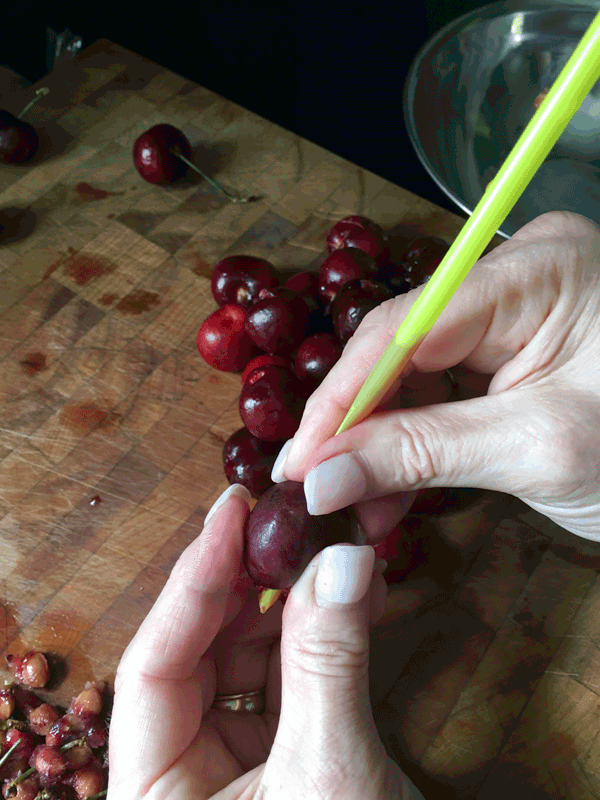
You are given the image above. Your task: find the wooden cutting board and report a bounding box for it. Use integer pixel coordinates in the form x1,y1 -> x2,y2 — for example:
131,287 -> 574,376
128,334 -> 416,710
1,38 -> 599,799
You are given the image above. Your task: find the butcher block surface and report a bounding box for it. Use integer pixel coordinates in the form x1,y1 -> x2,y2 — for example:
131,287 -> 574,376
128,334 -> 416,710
1,38 -> 599,799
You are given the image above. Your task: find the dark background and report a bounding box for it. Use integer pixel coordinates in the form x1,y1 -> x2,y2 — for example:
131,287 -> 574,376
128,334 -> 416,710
2,0 -> 490,214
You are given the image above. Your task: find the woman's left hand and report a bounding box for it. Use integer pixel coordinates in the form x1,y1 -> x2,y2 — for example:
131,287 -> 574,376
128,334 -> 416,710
107,484 -> 414,800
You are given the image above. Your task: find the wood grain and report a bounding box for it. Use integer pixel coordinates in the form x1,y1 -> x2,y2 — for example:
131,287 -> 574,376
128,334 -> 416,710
1,38 -> 599,799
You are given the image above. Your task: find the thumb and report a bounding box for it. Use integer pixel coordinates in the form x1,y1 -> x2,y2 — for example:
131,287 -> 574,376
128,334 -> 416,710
268,545 -> 394,797
296,387 -> 555,516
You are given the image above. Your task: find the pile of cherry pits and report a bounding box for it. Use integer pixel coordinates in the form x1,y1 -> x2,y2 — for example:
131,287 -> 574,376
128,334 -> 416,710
0,651 -> 108,800
196,215 -> 450,501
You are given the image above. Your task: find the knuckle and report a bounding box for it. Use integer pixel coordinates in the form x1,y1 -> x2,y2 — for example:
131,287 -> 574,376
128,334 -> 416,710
286,628 -> 369,680
388,419 -> 439,488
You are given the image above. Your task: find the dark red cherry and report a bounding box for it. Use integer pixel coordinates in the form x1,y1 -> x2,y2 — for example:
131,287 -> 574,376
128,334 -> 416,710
222,428 -> 282,498
241,354 -> 290,384
331,279 -> 392,344
212,255 -> 278,308
318,248 -> 379,305
294,333 -> 342,393
244,288 -> 310,354
132,123 -> 192,184
326,215 -> 388,265
197,304 -> 260,371
243,480 -> 354,589
240,366 -> 305,441
401,236 -> 449,287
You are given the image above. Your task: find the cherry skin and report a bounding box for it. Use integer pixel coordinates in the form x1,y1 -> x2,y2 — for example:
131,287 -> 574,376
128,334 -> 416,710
222,428 -> 282,498
212,255 -> 278,308
401,236 -> 449,287
239,366 -> 305,441
197,304 -> 260,372
294,333 -> 342,394
133,123 -> 192,184
326,215 -> 388,265
331,278 -> 392,344
318,247 -> 379,305
244,288 -> 310,354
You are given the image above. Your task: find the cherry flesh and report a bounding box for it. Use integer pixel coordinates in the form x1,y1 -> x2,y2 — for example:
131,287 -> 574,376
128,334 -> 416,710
133,123 -> 192,184
222,427 -> 282,498
331,279 -> 392,344
239,366 -> 305,441
327,215 -> 388,265
294,333 -> 342,393
318,247 -> 379,305
197,304 -> 259,372
212,255 -> 278,308
244,288 -> 309,354
244,480 -> 353,589
241,354 -> 290,384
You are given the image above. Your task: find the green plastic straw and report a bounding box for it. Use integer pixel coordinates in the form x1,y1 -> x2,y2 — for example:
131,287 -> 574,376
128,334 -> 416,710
337,9 -> 600,435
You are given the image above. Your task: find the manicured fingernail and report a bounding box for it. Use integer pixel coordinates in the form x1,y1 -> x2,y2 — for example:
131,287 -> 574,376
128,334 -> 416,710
315,545 -> 375,606
204,484 -> 251,526
271,439 -> 293,483
304,453 -> 367,515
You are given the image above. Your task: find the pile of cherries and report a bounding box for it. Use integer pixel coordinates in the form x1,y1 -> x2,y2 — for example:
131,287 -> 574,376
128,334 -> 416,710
196,214 -> 449,499
196,215 -> 451,611
0,651 -> 108,800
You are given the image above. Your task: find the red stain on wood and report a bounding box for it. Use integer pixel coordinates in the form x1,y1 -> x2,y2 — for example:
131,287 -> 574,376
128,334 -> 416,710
65,254 -> 116,286
208,374 -> 221,383
116,290 -> 161,315
19,352 -> 47,375
60,402 -> 118,433
99,293 -> 118,306
191,253 -> 213,278
89,495 -> 102,506
74,182 -> 124,201
42,247 -> 78,281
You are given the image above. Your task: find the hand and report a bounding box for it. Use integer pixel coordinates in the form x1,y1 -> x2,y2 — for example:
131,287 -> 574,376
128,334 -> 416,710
277,211 -> 600,542
107,485 -> 422,799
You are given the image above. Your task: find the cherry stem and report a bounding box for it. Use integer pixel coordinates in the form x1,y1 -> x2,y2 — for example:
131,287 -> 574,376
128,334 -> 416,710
172,152 -> 260,203
258,588 -> 282,614
86,793 -> 107,800
0,740 -> 19,768
61,737 -> 86,750
7,766 -> 35,789
17,88 -> 50,120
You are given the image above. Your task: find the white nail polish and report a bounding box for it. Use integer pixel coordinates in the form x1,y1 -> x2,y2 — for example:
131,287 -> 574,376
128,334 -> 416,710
204,484 -> 251,526
315,545 -> 375,606
271,439 -> 293,483
304,453 -> 367,515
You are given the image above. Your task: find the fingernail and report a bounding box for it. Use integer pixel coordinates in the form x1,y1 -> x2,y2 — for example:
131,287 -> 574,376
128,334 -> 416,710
271,439 -> 293,483
304,453 -> 367,515
204,484 -> 251,526
315,544 -> 375,606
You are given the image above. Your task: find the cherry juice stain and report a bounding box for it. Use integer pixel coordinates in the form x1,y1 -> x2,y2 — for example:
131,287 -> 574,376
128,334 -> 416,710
99,293 -> 118,306
65,254 -> 116,286
74,182 -> 125,202
116,290 -> 161,315
60,402 -> 118,434
19,352 -> 47,375
89,495 -> 102,506
42,246 -> 78,281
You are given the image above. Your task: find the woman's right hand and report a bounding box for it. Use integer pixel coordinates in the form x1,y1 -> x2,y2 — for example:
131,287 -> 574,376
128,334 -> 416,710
276,211 -> 600,542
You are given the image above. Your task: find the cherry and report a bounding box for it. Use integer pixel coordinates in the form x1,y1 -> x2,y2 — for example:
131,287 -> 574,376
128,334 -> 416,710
46,713 -> 107,750
401,236 -> 449,287
212,255 -> 278,308
294,333 -> 342,393
0,89 -> 49,165
197,304 -> 260,372
241,354 -> 290,385
1,776 -> 40,800
326,215 -> 388,265
0,691 -> 15,720
133,123 -> 191,184
318,247 -> 379,305
30,744 -> 69,783
29,703 -> 61,736
244,480 -> 353,590
67,759 -> 104,799
244,288 -> 309,354
222,428 -> 282,498
331,279 -> 392,344
69,686 -> 103,717
285,271 -> 332,334
239,366 -> 305,441
6,651 -> 49,688
5,730 -> 34,762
